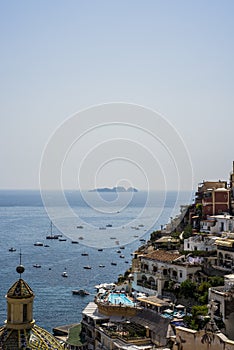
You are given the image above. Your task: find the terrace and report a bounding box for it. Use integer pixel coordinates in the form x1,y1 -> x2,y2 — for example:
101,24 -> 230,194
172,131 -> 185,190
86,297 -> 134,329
97,321 -> 150,344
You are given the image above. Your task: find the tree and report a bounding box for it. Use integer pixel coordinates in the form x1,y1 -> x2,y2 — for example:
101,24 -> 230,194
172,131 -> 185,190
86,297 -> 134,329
208,276 -> 224,287
183,224 -> 193,239
180,279 -> 196,298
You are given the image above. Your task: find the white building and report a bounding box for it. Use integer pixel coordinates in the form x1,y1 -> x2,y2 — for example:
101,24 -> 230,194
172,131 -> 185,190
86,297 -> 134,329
183,233 -> 218,252
201,214 -> 234,234
132,250 -> 202,297
209,274 -> 234,341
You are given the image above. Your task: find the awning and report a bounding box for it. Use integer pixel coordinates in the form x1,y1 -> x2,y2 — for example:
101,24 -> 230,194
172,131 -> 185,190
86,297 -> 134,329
216,240 -> 233,247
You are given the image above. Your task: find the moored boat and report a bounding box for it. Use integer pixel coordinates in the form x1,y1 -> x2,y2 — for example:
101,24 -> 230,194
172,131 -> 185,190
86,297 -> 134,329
33,264 -> 41,268
72,289 -> 89,296
34,242 -> 43,246
46,221 -> 60,239
9,247 -> 16,252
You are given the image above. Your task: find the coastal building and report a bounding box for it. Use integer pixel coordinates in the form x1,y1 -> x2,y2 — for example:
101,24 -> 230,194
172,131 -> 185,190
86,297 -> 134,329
132,250 -> 202,297
172,323 -> 234,350
209,274 -> 234,341
81,301 -> 171,349
183,233 -> 218,252
195,181 -> 230,217
229,161 -> 234,215
0,264 -> 64,349
215,233 -> 234,272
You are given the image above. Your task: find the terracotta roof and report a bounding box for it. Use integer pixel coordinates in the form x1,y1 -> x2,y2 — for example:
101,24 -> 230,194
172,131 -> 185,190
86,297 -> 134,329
143,250 -> 183,262
7,279 -> 34,299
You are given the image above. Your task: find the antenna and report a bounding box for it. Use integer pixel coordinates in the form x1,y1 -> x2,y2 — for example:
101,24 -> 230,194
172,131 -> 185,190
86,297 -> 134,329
19,249 -> 22,265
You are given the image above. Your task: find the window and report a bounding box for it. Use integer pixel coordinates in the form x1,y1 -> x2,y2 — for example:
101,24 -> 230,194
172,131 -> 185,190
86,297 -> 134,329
187,243 -> 190,249
23,304 -> 27,322
179,271 -> 183,278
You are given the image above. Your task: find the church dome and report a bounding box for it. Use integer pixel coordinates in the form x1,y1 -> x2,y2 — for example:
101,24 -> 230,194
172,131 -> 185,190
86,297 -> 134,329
0,263 -> 64,349
7,278 -> 34,299
0,324 -> 64,349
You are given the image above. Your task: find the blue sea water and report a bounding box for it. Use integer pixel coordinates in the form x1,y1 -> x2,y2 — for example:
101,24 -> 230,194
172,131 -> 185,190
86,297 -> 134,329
0,190 -> 192,332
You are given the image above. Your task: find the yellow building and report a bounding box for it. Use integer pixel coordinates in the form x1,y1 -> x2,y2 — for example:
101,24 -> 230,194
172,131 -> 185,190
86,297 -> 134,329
0,264 -> 64,349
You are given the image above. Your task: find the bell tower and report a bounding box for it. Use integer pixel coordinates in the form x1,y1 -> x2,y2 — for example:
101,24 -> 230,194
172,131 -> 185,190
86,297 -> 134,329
5,263 -> 35,330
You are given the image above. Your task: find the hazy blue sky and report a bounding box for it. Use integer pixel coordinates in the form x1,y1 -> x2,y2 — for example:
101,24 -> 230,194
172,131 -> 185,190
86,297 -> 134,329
1,1 -> 234,191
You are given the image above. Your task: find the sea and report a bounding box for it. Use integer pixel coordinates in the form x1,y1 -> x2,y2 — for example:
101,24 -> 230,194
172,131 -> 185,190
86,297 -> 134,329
0,189 -> 192,332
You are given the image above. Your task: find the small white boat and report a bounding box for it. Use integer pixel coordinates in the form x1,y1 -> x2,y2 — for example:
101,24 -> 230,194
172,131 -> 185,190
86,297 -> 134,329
83,265 -> 92,270
111,262 -> 117,266
77,225 -> 84,229
62,271 -> 68,277
99,264 -> 105,268
120,254 -> 125,258
33,264 -> 41,268
34,242 -> 43,246
81,252 -> 88,256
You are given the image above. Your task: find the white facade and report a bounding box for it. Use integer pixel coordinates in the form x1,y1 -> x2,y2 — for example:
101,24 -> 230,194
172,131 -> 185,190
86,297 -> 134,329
133,252 -> 202,297
201,214 -> 234,234
183,234 -> 217,252
209,274 -> 234,341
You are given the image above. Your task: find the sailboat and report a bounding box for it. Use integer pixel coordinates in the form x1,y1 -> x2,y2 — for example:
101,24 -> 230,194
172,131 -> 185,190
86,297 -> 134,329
46,221 -> 60,239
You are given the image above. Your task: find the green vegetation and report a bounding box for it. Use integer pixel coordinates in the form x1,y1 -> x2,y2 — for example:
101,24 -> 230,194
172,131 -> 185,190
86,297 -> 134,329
182,224 -> 193,239
184,305 -> 209,330
195,203 -> 203,217
66,324 -> 86,346
150,230 -> 162,241
179,279 -> 196,298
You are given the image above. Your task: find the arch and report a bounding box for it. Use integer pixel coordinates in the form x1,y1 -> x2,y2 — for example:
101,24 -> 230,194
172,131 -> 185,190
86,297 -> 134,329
148,276 -> 156,285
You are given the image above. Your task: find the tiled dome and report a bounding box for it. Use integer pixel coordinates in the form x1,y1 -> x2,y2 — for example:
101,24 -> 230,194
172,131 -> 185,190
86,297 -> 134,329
7,278 -> 34,299
0,324 -> 63,349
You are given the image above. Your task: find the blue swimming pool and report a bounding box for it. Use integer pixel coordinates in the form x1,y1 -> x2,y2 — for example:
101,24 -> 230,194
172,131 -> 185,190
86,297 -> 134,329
108,293 -> 134,306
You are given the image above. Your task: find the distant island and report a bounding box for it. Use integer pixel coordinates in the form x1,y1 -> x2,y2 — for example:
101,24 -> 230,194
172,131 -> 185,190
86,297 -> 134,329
89,186 -> 138,193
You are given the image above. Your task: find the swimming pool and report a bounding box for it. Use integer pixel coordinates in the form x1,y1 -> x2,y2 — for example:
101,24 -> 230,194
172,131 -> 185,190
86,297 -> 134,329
108,293 -> 134,306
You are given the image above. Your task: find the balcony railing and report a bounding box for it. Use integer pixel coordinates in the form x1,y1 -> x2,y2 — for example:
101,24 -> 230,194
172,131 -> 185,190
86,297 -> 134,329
136,280 -> 158,291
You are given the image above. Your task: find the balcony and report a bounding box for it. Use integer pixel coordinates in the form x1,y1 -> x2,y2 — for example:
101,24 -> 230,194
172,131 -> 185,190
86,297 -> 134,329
136,280 -> 158,291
